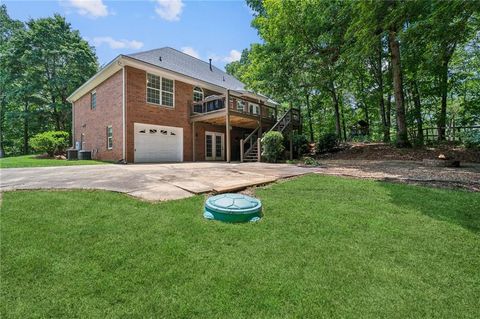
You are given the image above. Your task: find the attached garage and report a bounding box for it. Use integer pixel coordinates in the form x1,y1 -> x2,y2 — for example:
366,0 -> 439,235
134,123 -> 183,163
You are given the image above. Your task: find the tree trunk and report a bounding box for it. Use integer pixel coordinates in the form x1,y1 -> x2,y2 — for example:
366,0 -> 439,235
340,93 -> 347,141
330,84 -> 342,138
386,93 -> 392,137
376,39 -> 389,143
52,95 -> 61,131
23,101 -> 29,155
305,93 -> 314,142
388,29 -> 410,147
411,80 -> 423,145
437,61 -> 448,141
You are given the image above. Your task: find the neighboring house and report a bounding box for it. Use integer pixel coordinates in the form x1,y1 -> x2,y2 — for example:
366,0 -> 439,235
67,47 -> 300,163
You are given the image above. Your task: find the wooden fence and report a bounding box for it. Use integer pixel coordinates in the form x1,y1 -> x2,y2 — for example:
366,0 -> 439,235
410,126 -> 480,142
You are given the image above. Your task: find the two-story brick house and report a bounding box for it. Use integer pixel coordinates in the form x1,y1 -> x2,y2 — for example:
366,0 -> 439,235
67,47 -> 300,163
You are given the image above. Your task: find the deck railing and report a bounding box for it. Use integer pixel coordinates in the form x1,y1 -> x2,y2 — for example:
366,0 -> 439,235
191,94 -> 279,122
191,95 -> 226,115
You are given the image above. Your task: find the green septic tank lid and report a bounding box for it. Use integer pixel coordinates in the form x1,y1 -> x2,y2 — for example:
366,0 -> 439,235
204,193 -> 262,222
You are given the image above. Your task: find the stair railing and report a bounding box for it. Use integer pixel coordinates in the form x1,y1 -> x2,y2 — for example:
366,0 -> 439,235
268,108 -> 292,134
240,126 -> 260,162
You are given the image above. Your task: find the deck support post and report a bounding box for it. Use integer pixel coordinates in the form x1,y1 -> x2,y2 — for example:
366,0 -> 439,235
192,121 -> 196,162
225,90 -> 231,163
257,137 -> 261,162
240,139 -> 244,162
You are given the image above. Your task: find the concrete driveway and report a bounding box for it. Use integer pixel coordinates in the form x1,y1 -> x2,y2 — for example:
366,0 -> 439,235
0,162 -> 320,201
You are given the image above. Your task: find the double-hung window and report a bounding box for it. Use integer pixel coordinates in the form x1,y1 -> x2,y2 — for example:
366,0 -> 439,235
147,74 -> 161,105
162,78 -> 174,107
147,73 -> 174,107
91,91 -> 96,110
107,126 -> 113,149
236,100 -> 246,112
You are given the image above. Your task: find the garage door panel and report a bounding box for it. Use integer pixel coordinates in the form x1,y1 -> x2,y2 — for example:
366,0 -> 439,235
134,123 -> 183,163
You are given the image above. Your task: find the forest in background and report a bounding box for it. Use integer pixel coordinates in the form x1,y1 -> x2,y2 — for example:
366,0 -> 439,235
1,1 -> 480,158
0,5 -> 98,157
226,0 -> 480,147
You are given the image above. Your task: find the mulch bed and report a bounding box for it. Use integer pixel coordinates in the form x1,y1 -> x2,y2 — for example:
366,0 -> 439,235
317,142 -> 480,163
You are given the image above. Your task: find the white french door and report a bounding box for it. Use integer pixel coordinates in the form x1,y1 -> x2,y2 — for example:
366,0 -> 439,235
205,131 -> 225,161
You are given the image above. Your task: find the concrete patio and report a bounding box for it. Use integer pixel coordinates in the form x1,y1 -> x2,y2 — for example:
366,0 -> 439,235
0,162 -> 321,201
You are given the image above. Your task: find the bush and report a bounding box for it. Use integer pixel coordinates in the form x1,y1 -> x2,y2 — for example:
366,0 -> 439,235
291,133 -> 309,157
30,131 -> 70,157
302,156 -> 320,166
261,131 -> 285,163
461,130 -> 480,149
317,132 -> 338,153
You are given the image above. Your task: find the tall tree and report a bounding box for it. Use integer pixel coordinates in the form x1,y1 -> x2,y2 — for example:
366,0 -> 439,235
23,15 -> 98,132
420,0 -> 479,140
0,5 -> 23,157
0,7 -> 98,156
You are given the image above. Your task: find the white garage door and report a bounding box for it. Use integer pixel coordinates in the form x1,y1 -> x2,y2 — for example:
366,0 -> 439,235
134,123 -> 183,163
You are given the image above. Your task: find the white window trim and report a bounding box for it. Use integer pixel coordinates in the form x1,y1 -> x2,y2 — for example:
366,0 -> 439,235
236,99 -> 246,112
146,72 -> 175,108
91,90 -> 96,110
107,125 -> 113,150
249,102 -> 260,115
193,86 -> 204,102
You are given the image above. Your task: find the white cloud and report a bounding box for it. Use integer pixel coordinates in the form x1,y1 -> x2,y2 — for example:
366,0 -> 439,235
181,47 -> 200,59
223,50 -> 242,63
93,37 -> 144,50
63,0 -> 109,18
155,0 -> 184,21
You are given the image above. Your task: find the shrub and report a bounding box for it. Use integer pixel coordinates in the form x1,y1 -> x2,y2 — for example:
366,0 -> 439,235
30,131 -> 70,157
302,156 -> 320,166
461,130 -> 480,149
291,133 -> 309,157
261,131 -> 285,162
317,132 -> 338,153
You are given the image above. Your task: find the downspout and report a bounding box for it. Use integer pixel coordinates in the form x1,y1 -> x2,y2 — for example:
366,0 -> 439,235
122,65 -> 126,162
71,102 -> 75,147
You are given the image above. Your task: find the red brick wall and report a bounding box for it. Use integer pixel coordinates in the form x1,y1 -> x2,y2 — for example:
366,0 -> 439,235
125,66 -> 195,162
73,70 -> 123,161
73,65 -> 261,163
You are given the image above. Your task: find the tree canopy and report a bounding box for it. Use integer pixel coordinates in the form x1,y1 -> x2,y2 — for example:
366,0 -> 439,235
0,5 -> 98,156
228,0 -> 480,147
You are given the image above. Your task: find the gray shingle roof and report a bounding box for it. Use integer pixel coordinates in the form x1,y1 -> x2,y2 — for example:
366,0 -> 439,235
127,47 -> 246,91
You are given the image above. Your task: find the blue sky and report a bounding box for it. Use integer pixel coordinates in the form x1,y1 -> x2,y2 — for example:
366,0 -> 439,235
3,0 -> 260,69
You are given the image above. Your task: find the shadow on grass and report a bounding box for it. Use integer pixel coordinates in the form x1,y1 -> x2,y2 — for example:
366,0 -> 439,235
378,180 -> 480,234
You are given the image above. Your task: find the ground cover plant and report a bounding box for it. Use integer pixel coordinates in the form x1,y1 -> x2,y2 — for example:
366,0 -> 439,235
1,175 -> 479,318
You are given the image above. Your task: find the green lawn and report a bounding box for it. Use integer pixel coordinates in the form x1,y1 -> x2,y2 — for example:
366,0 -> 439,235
1,175 -> 479,318
0,154 -> 107,168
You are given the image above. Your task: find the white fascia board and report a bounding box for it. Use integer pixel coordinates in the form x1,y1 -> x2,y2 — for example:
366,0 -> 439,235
67,55 -> 123,103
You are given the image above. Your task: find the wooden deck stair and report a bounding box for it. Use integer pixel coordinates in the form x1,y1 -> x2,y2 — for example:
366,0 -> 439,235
243,142 -> 259,162
241,108 -> 300,162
